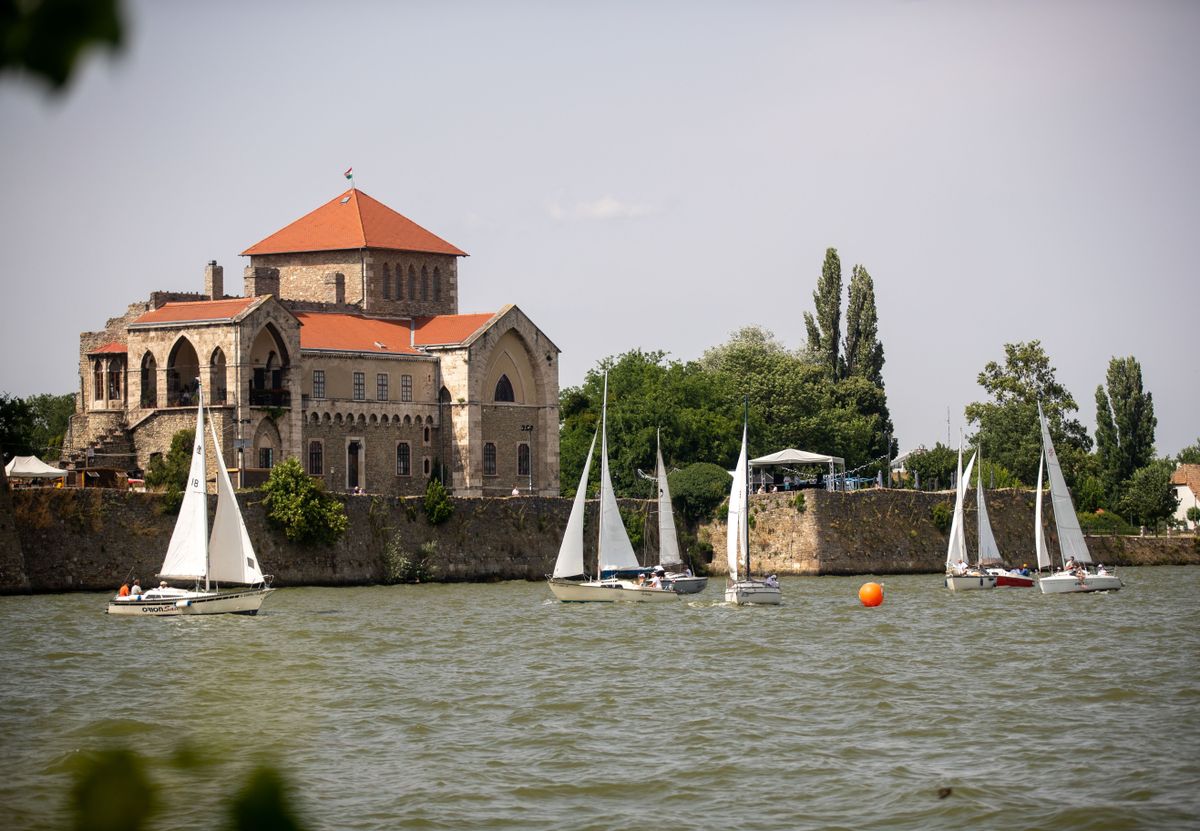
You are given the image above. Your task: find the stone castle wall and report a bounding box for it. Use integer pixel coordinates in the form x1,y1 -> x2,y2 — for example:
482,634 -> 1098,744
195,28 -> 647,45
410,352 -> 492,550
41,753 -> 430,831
2,486 -> 1194,595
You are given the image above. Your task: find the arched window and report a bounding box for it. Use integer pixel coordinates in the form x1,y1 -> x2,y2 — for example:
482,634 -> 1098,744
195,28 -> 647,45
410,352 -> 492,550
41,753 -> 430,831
494,375 -> 515,402
309,441 -> 324,475
483,442 -> 497,476
396,442 -> 411,476
210,347 -> 227,404
518,443 -> 530,476
421,266 -> 429,300
423,425 -> 431,444
408,265 -> 417,300
396,262 -> 405,299
93,360 -> 104,400
433,266 -> 441,302
382,263 -> 392,300
141,352 -> 158,408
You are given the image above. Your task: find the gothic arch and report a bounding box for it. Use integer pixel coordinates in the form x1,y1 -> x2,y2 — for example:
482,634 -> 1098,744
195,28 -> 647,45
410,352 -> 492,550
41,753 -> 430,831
167,336 -> 200,406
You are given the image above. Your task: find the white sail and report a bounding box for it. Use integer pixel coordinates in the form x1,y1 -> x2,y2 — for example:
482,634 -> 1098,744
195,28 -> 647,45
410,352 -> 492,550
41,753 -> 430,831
597,374 -> 640,573
553,430 -> 597,578
727,420 -> 748,582
207,415 -> 266,586
159,390 -> 209,581
946,449 -> 976,568
655,431 -> 682,567
1038,403 -> 1091,564
1034,451 -> 1051,570
975,451 -> 1002,565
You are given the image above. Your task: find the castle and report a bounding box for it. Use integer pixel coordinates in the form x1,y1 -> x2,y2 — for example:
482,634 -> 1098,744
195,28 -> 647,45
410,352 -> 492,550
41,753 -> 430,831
65,187 -> 561,497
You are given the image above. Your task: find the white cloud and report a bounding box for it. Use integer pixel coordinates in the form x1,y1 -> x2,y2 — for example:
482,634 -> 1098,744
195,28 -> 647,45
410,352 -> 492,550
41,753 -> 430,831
547,195 -> 656,221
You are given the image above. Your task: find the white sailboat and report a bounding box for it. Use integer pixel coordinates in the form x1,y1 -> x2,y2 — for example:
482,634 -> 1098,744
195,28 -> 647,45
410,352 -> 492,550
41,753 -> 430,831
978,449 -> 1034,587
107,381 -> 274,616
724,405 -> 781,605
1035,403 -> 1123,594
653,430 -> 707,594
944,443 -> 997,591
547,375 -> 678,603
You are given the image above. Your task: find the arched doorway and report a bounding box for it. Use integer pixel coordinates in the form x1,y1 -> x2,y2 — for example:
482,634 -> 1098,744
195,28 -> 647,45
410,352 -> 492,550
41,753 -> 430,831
167,338 -> 200,406
140,352 -> 158,408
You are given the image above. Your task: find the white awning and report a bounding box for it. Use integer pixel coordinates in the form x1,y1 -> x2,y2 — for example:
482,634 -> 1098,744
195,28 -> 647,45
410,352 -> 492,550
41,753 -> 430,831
749,448 -> 845,467
4,455 -> 69,479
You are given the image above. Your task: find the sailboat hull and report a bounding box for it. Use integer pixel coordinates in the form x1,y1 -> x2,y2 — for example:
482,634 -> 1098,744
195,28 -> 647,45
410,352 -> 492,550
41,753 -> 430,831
944,574 -> 998,591
663,575 -> 708,594
1037,572 -> 1123,594
725,580 -> 781,605
547,578 -> 678,603
107,587 -> 274,616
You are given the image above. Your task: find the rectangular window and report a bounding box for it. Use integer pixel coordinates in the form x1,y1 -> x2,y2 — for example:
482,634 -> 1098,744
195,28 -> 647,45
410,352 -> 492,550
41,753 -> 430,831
309,441 -> 324,475
396,442 -> 411,476
353,372 -> 365,401
483,442 -> 497,476
518,443 -> 530,476
312,370 -> 325,399
401,374 -> 412,402
377,373 -> 388,401
107,365 -> 121,400
259,447 -> 274,469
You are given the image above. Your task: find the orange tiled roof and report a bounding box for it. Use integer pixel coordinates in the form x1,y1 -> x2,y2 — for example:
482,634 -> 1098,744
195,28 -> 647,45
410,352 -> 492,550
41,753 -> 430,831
89,341 -> 128,354
1171,464 -> 1200,497
241,189 -> 467,257
297,313 -> 423,355
131,298 -> 257,326
413,313 -> 495,346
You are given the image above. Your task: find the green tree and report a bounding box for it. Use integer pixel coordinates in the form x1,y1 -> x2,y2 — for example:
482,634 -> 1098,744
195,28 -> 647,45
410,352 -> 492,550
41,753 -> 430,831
840,264 -> 884,386
0,392 -> 34,459
260,458 -> 348,545
667,462 -> 731,524
423,478 -> 455,525
25,392 -> 74,457
1176,439 -> 1200,465
965,340 -> 1091,486
1187,506 -> 1200,528
1120,460 -> 1178,530
803,247 -> 842,378
1094,356 -> 1156,498
144,429 -> 194,511
905,443 -> 958,491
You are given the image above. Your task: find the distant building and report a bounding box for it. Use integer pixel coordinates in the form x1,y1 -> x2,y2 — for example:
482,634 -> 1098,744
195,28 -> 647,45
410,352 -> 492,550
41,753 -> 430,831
65,188 -> 560,497
1170,464 -> 1200,530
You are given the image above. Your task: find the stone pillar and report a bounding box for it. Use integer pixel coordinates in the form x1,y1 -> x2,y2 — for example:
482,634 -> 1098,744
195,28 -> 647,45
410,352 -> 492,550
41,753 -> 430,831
205,261 -> 224,299
324,272 -> 346,305
244,266 -> 280,298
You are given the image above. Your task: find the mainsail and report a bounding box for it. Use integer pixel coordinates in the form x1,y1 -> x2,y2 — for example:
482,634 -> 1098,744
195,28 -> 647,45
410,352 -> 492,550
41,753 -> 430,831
158,391 -> 209,582
1034,451 -> 1051,570
727,420 -> 749,583
975,451 -> 1002,564
597,374 -> 640,573
207,415 -> 266,585
945,448 -> 976,568
655,431 -> 682,568
1038,403 -> 1091,564
552,430 -> 597,578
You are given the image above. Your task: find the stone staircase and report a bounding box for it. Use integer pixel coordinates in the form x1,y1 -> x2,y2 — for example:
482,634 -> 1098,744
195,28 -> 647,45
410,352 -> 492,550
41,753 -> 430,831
65,421 -> 138,473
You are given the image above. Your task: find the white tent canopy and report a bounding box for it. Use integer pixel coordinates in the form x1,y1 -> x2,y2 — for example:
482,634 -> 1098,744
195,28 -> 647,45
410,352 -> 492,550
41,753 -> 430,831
750,448 -> 844,467
4,455 -> 69,479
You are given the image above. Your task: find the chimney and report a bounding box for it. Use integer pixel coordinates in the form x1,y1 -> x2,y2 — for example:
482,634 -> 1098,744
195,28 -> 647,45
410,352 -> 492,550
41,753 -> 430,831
324,271 -> 346,305
244,265 -> 280,298
204,260 -> 224,299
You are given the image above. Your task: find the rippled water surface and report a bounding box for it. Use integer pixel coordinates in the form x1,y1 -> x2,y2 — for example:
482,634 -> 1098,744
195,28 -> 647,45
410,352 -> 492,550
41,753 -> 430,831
2,567 -> 1198,830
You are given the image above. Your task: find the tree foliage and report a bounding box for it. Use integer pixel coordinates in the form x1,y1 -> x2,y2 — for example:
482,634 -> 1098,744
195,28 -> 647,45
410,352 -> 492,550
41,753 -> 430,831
260,458 -> 348,545
0,392 -> 35,459
1175,439 -> 1200,466
144,429 -> 194,491
965,341 -> 1091,486
1119,460 -> 1178,530
667,462 -> 731,524
840,264 -> 885,386
0,0 -> 124,91
1094,356 -> 1156,498
904,443 -> 957,491
803,247 -> 842,379
423,478 -> 455,525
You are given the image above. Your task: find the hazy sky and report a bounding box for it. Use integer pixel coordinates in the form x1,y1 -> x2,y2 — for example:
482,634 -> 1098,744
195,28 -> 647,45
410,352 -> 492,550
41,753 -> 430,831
1,0 -> 1196,457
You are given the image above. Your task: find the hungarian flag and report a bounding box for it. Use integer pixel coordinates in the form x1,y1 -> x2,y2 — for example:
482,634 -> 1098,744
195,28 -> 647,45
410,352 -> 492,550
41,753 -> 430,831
344,167 -> 353,179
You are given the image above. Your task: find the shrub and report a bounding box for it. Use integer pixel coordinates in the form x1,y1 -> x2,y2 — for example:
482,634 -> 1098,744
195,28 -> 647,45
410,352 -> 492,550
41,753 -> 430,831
424,478 -> 455,525
668,462 -> 733,524
144,428 -> 194,514
383,537 -> 438,583
1077,509 -> 1136,535
931,502 -> 953,534
793,492 -> 806,513
260,457 -> 348,545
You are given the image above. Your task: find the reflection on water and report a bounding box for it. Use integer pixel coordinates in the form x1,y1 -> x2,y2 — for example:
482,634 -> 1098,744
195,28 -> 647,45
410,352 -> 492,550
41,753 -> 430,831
1,568 -> 1198,830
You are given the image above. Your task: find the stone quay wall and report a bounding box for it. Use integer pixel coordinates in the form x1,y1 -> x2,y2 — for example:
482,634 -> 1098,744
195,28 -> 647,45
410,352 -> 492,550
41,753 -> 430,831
0,483 -> 1195,594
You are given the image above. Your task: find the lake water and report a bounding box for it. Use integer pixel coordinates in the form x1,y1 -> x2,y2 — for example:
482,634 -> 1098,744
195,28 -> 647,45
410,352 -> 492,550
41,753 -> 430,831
1,567 -> 1198,830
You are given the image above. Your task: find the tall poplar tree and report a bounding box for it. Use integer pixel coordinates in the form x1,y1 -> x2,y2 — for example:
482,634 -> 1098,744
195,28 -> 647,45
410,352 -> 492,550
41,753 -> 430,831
803,247 -> 842,378
840,264 -> 884,386
1094,355 -> 1156,495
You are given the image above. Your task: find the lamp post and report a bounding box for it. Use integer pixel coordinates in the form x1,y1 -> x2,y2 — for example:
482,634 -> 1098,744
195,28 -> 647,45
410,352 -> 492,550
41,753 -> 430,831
520,423 -> 534,494
235,417 -> 253,489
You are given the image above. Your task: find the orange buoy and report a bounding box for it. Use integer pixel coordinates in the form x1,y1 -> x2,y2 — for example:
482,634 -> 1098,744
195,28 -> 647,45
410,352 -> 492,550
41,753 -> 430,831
858,581 -> 884,607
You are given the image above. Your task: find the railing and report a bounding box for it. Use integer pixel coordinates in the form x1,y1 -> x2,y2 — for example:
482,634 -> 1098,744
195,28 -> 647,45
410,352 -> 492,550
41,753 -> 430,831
249,388 -> 290,406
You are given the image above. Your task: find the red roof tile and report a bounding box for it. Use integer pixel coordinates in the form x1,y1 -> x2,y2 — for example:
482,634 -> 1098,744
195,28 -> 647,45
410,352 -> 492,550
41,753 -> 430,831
1171,464 -> 1200,497
131,298 -> 257,325
89,342 -> 128,354
296,313 -> 423,355
413,313 -> 495,346
241,189 -> 467,257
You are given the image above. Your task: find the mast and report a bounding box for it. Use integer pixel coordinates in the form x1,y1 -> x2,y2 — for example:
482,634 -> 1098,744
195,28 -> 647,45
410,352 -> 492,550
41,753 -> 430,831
198,379 -> 210,592
598,372 -> 607,577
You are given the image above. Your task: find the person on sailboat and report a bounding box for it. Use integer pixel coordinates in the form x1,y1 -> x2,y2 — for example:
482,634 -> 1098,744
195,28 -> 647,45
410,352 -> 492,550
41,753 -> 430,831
765,574 -> 779,588
130,578 -> 142,596
1063,556 -> 1077,573
954,559 -> 969,575
647,572 -> 663,589
118,581 -> 130,597
1096,563 -> 1109,575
